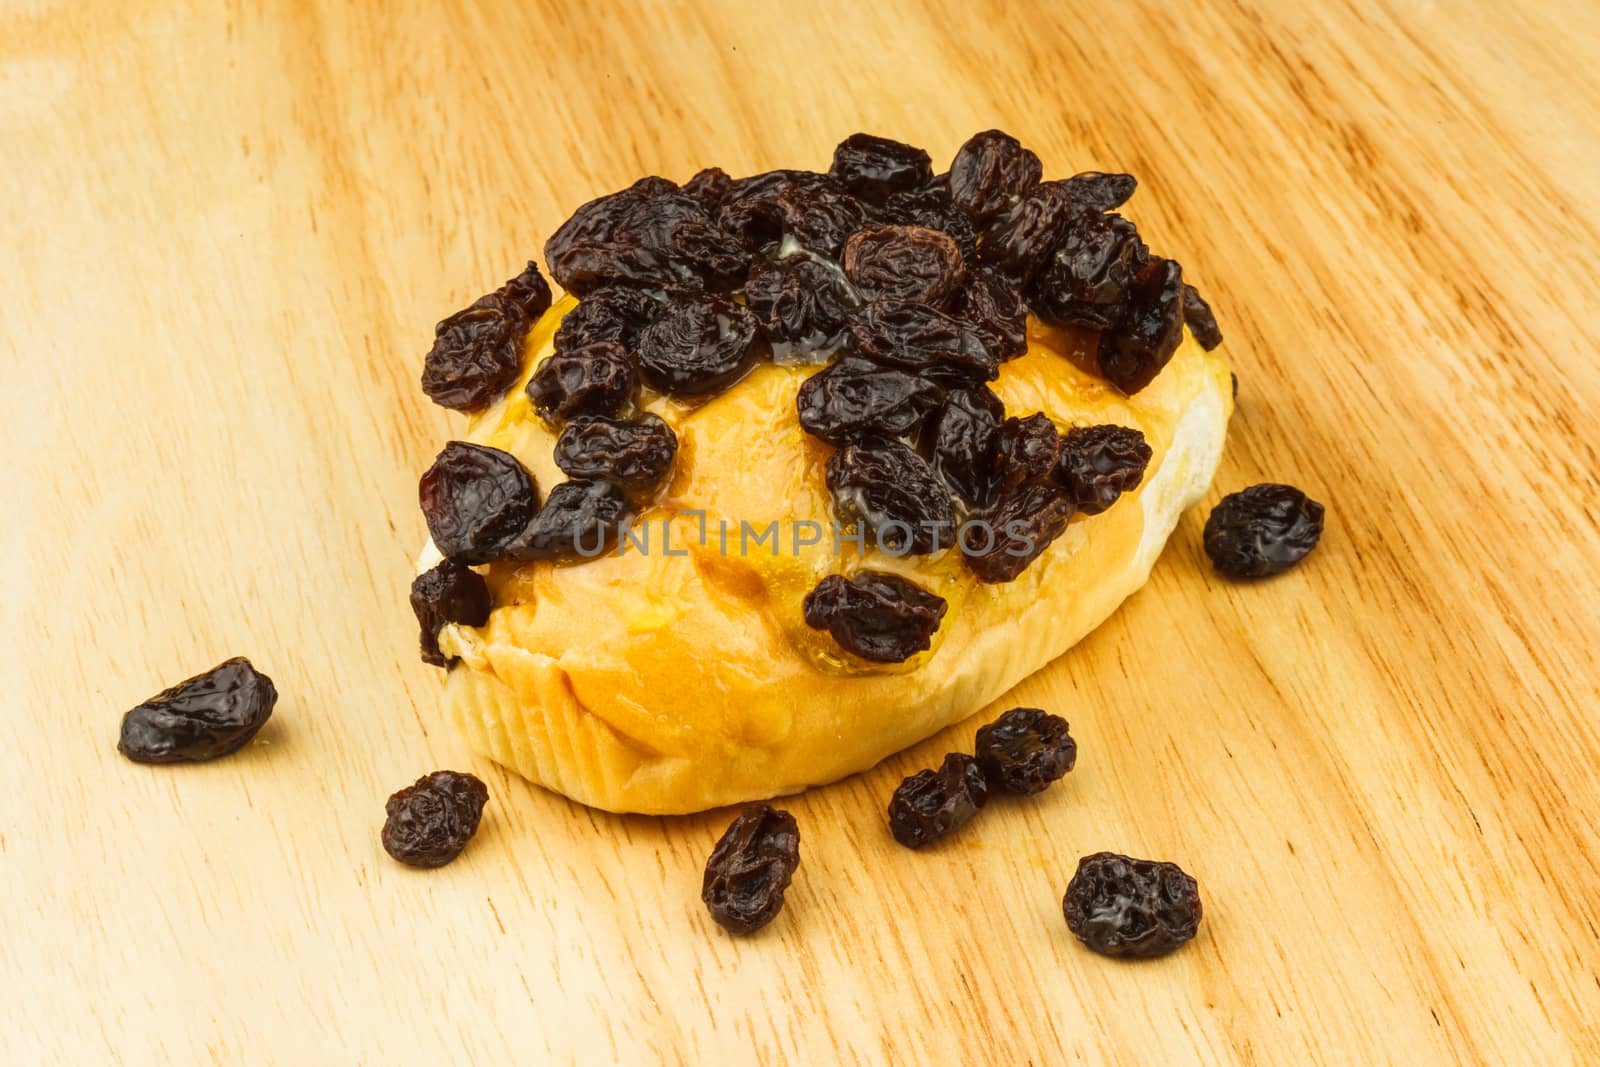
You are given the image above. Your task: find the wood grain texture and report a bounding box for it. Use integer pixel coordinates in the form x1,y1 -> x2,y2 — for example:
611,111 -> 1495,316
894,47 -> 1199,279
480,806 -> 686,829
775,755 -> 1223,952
5,0 -> 1598,1062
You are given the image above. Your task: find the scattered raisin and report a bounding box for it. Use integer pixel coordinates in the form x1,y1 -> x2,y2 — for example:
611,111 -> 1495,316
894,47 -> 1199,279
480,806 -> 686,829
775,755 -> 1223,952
948,130 -> 1042,224
797,357 -> 944,445
926,386 -> 1003,508
1054,426 -> 1152,514
491,260 -> 554,323
742,256 -> 855,356
552,413 -> 678,493
701,804 -> 801,935
419,442 -> 539,565
504,479 -> 631,561
117,657 -> 277,764
966,484 -> 1074,582
636,296 -> 762,396
830,133 -> 933,204
1182,283 -> 1223,350
410,560 -> 492,668
1064,171 -> 1137,213
974,707 -> 1076,795
993,413 -> 1061,495
1063,852 -> 1202,958
381,770 -> 490,869
1028,212 -> 1149,332
526,341 -> 637,424
825,437 -> 957,555
802,570 -> 948,663
420,299 -> 524,413
552,287 -> 663,354
977,181 -> 1074,283
954,268 -> 1028,362
842,225 -> 966,305
887,753 -> 989,848
1203,484 -> 1325,578
1097,257 -> 1184,395
682,166 -> 733,211
847,298 -> 998,385
720,174 -> 867,258
883,178 -> 980,259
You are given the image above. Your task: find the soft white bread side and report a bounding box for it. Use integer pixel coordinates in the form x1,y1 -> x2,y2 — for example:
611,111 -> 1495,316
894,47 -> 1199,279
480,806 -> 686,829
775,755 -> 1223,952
423,301 -> 1231,814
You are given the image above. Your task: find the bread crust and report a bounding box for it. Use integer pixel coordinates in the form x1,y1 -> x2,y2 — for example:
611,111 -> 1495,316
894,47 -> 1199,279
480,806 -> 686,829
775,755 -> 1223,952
422,299 -> 1231,814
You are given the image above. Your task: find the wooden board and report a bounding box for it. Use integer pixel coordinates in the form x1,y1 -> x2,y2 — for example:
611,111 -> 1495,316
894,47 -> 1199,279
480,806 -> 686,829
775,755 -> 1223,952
6,0 -> 1599,1062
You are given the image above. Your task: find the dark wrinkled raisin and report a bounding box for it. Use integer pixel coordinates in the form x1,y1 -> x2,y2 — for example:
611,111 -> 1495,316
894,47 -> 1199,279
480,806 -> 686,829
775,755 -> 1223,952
682,166 -> 733,211
552,413 -> 677,493
421,299 -> 524,413
887,753 -> 989,848
927,387 -> 1003,508
1203,484 -> 1324,578
1063,852 -> 1202,958
419,442 -> 539,565
117,658 -> 277,764
966,484 -> 1074,582
802,570 -> 948,663
636,296 -> 762,396
552,287 -> 663,354
410,560 -> 492,668
826,437 -> 957,555
993,413 -> 1061,495
1098,257 -> 1184,395
1182,283 -> 1223,350
797,357 -> 944,445
743,256 -> 855,356
1054,426 -> 1152,514
701,804 -> 801,935
955,268 -> 1028,362
381,770 -> 489,869
948,130 -> 1042,224
842,225 -> 966,305
847,298 -> 998,385
883,179 -> 980,259
491,260 -> 554,322
974,707 -> 1076,795
720,175 -> 867,258
504,479 -> 631,561
526,341 -> 637,424
1029,213 -> 1149,332
1064,171 -> 1137,213
978,181 -> 1074,283
830,133 -> 933,204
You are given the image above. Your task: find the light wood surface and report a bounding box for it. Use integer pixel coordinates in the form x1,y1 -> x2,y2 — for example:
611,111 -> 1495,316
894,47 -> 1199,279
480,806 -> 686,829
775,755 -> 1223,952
6,1 -> 1599,1062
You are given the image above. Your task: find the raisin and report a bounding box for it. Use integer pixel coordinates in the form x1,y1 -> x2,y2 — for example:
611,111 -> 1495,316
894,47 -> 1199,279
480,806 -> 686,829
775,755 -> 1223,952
883,179 -> 981,259
954,268 -> 1028,362
682,166 -> 733,211
381,770 -> 490,869
701,804 -> 801,935
1097,257 -> 1184,395
410,560 -> 493,668
948,130 -> 1042,224
847,298 -> 998,385
1064,171 -> 1137,213
743,256 -> 855,356
775,181 -> 870,258
1182,283 -> 1223,350
419,442 -> 539,565
974,707 -> 1076,795
802,570 -> 948,663
1063,852 -> 1202,958
552,287 -> 663,354
504,479 -> 631,561
420,299 -> 524,413
491,260 -> 554,323
977,181 -> 1074,283
1203,483 -> 1325,578
636,296 -> 762,396
926,386 -> 1003,508
797,357 -> 944,445
842,225 -> 966,306
887,753 -> 989,848
830,133 -> 933,204
1054,425 -> 1152,514
719,174 -> 867,258
966,484 -> 1074,582
552,413 -> 677,493
526,341 -> 637,424
825,437 -> 957,555
993,413 -> 1061,495
1028,213 -> 1149,332
117,657 -> 277,764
